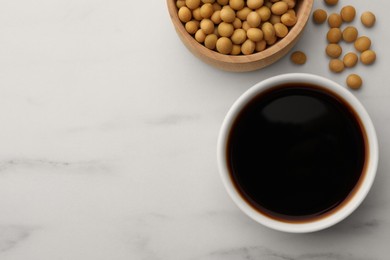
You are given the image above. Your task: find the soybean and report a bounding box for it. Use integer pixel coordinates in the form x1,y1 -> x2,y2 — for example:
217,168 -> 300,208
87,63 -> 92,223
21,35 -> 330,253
216,37 -> 233,54
231,29 -> 247,44
324,0 -> 338,6
247,0 -> 264,10
346,74 -> 363,90
241,39 -> 256,55
360,50 -> 376,65
329,59 -> 345,73
179,7 -> 192,23
328,13 -> 342,28
185,20 -> 200,34
200,19 -> 215,34
343,52 -> 358,68
342,26 -> 358,43
247,28 -> 264,42
340,6 -> 356,23
247,12 -> 262,28
257,6 -> 272,21
354,36 -> 371,52
204,34 -> 218,49
291,51 -> 307,65
229,0 -> 245,11
327,28 -> 342,43
326,44 -> 342,58
271,2 -> 289,16
361,12 -> 376,28
220,6 -> 236,23
186,0 -> 201,10
218,22 -> 234,37
274,23 -> 289,38
313,9 -> 328,24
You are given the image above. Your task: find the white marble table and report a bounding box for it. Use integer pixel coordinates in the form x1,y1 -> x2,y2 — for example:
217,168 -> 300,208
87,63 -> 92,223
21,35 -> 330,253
0,0 -> 389,259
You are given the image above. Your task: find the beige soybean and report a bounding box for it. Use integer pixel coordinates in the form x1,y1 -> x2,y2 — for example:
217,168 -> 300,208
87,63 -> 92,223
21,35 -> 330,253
327,28 -> 342,43
177,0 -> 186,8
346,74 -> 363,90
242,21 -> 251,31
255,40 -> 267,52
204,34 -> 218,49
247,28 -> 264,42
340,6 -> 356,23
186,0 -> 201,10
237,7 -> 252,20
229,0 -> 245,11
361,50 -> 376,65
282,0 -> 296,9
193,8 -> 203,20
329,59 -> 345,73
361,12 -> 376,28
271,2 -> 289,16
326,44 -> 342,58
218,22 -> 234,37
343,52 -> 358,68
262,22 -> 276,41
241,39 -> 256,55
231,44 -> 241,55
290,51 -> 307,65
195,29 -> 206,42
325,0 -> 338,6
200,19 -> 215,34
213,3 -> 222,10
342,26 -> 358,43
313,9 -> 328,24
328,13 -> 342,28
200,3 -> 214,18
281,13 -> 297,26
202,0 -> 215,3
274,23 -> 289,38
216,37 -> 233,54
354,36 -> 371,52
266,35 -> 277,45
233,18 -> 242,29
211,10 -> 222,24
178,7 -> 192,23
247,0 -> 264,10
231,28 -> 247,44
257,6 -> 271,21
270,15 -> 281,25
247,12 -> 262,28
220,6 -> 236,23
185,20 -> 199,34
286,9 -> 296,16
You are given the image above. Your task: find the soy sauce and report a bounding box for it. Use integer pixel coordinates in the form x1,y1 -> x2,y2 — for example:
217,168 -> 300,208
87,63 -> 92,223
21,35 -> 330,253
227,84 -> 367,222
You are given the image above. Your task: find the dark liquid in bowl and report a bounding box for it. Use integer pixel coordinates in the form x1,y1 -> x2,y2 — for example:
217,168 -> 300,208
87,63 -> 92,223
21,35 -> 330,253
227,84 -> 367,222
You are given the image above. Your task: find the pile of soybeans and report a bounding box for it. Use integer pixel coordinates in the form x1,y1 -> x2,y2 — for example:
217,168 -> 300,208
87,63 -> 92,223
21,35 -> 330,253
176,0 -> 298,55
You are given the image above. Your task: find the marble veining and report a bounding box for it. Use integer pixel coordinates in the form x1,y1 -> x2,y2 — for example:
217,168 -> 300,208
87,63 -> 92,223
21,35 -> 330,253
0,158 -> 111,175
0,226 -> 35,253
200,246 -> 371,260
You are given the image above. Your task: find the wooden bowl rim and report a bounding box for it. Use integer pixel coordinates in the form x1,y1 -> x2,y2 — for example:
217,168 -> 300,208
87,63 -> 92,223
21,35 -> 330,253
167,0 -> 313,64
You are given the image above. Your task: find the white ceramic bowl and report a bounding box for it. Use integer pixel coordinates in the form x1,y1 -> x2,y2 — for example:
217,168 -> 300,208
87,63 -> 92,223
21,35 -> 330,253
217,73 -> 379,233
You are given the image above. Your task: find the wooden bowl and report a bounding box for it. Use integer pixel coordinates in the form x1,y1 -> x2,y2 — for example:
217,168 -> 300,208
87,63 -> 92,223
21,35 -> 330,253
167,0 -> 314,72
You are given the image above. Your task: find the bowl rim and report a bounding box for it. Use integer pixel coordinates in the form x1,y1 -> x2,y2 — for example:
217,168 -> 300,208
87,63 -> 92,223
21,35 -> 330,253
217,73 -> 379,233
167,0 -> 314,64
